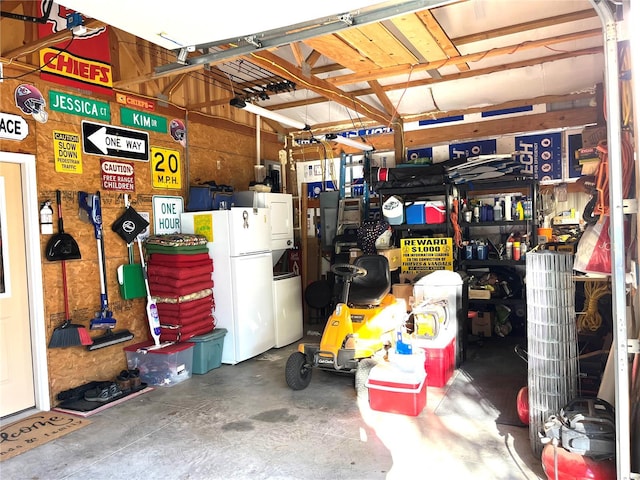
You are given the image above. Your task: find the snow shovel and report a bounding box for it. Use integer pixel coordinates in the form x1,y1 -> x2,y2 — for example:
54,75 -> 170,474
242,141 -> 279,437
112,200 -> 148,300
78,191 -> 116,330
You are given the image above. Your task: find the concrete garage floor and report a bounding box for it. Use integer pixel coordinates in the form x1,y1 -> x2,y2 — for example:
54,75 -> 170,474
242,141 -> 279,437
1,335 -> 545,480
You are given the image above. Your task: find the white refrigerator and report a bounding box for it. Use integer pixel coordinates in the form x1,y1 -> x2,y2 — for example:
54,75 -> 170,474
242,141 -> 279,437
181,208 -> 275,364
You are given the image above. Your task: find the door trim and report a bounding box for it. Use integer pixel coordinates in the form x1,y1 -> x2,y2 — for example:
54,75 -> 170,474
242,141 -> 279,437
0,151 -> 50,415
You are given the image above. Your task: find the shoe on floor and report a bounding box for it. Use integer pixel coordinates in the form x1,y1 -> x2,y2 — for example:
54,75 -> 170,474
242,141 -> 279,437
84,382 -> 122,402
128,369 -> 141,390
116,370 -> 132,392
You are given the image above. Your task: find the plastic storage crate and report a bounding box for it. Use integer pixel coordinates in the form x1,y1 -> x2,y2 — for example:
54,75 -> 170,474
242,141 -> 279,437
190,328 -> 227,374
124,341 -> 194,387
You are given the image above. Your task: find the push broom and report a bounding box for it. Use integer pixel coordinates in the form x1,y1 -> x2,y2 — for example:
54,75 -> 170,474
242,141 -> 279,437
47,190 -> 92,348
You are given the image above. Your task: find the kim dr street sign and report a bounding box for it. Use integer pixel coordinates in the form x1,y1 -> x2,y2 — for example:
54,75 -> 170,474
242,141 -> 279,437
81,120 -> 149,161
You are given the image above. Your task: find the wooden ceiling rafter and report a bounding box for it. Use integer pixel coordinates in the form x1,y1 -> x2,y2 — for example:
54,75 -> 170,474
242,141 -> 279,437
367,80 -> 397,116
452,8 -> 598,45
413,9 -> 469,71
388,13 -> 447,63
298,90 -> 596,135
328,28 -> 602,86
336,21 -> 419,67
302,35 -> 379,72
247,49 -> 392,126
267,46 -> 602,112
289,42 -> 305,67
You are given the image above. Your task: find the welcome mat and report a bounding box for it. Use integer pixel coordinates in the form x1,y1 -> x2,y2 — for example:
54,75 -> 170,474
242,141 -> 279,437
0,412 -> 90,462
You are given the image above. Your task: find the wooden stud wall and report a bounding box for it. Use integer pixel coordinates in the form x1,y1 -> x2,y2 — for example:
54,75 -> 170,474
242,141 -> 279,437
0,66 -> 281,403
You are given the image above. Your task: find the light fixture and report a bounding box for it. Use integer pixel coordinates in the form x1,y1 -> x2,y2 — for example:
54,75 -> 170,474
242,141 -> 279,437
325,133 -> 374,151
230,98 -> 309,131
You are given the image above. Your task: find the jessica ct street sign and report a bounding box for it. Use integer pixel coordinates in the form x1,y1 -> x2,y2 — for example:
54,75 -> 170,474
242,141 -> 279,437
82,120 -> 149,161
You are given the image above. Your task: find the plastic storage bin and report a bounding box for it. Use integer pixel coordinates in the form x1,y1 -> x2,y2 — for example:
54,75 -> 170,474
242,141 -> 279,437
124,341 -> 194,387
366,359 -> 427,416
405,202 -> 426,224
190,328 -> 227,374
425,201 -> 446,224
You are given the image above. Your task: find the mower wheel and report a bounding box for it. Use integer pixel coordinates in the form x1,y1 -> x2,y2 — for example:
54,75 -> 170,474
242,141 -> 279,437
285,352 -> 313,390
355,358 -> 378,399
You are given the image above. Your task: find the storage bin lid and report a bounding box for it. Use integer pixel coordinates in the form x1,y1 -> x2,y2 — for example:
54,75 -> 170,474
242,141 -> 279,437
124,341 -> 194,354
366,357 -> 426,387
190,328 -> 227,342
414,270 -> 463,286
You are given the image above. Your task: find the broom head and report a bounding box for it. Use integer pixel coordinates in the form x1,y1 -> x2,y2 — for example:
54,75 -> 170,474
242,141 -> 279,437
49,320 -> 94,348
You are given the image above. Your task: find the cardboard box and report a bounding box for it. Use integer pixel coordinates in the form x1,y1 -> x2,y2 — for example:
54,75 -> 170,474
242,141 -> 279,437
468,288 -> 491,299
378,247 -> 402,271
392,283 -> 413,312
471,311 -> 493,337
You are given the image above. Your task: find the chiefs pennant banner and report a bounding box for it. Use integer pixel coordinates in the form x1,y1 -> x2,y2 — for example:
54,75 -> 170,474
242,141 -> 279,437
38,1 -> 112,96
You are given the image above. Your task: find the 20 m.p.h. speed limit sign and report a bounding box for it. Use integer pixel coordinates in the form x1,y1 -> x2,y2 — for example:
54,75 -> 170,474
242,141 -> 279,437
151,146 -> 181,189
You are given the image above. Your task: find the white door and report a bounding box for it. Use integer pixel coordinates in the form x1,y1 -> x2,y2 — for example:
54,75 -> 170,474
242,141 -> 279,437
230,252 -> 275,363
227,207 -> 271,256
0,162 -> 35,416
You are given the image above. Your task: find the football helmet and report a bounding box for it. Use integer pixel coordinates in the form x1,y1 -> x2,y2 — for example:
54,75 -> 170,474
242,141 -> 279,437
170,119 -> 186,145
15,84 -> 48,123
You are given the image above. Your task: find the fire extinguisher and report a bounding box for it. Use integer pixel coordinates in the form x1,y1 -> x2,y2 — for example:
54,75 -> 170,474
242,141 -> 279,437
40,200 -> 53,235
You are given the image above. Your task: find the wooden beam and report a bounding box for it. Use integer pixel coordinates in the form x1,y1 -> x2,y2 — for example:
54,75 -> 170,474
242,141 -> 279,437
268,47 -> 601,112
393,118 -> 405,162
290,42 -> 305,68
305,49 -> 322,67
337,22 -> 418,67
303,34 -> 379,72
405,107 -> 598,148
292,107 -> 598,160
414,9 -> 469,71
367,80 -> 396,116
453,9 -> 598,46
329,28 -> 602,86
390,13 -> 448,62
247,49 -> 392,126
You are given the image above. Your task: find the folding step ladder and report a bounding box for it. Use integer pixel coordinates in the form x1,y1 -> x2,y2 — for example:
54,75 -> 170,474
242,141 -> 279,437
335,151 -> 373,235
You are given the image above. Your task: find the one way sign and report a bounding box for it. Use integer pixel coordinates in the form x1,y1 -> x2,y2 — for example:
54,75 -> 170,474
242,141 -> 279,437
82,120 -> 149,162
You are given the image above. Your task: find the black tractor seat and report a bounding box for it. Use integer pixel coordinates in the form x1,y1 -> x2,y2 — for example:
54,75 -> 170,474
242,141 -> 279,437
348,255 -> 391,306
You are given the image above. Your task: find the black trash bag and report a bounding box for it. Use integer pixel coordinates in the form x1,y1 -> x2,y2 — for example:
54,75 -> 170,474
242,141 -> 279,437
357,220 -> 391,254
111,206 -> 149,244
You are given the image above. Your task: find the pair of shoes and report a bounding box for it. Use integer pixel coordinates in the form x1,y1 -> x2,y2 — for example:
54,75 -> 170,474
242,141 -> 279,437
84,382 -> 122,402
116,369 -> 142,392
116,371 -> 132,393
128,369 -> 141,390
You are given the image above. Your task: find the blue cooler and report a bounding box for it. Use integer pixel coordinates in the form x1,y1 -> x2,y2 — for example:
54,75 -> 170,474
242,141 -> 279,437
405,201 -> 426,224
190,328 -> 227,374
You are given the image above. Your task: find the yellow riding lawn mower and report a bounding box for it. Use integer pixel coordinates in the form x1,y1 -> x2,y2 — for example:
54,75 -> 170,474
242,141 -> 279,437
285,254 -> 407,390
